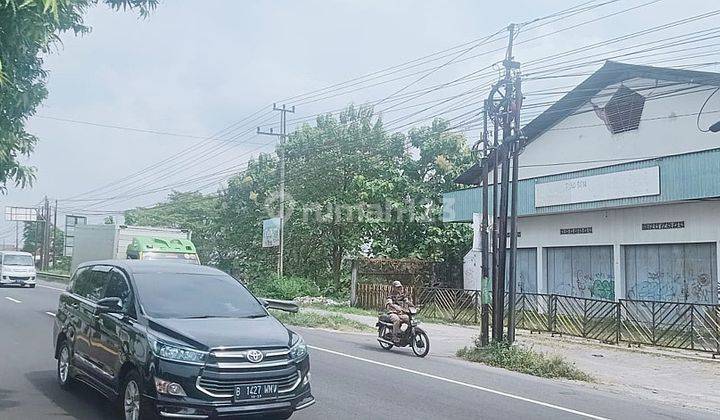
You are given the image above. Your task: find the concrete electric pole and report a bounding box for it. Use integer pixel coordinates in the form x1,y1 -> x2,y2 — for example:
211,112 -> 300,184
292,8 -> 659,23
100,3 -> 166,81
483,24 -> 522,343
258,104 -> 295,278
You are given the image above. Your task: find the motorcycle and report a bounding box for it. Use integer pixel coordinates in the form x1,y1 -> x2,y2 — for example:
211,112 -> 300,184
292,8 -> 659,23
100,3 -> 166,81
376,307 -> 430,357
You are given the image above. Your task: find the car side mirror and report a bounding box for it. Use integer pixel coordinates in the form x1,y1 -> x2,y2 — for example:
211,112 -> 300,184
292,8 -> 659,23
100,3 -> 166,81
95,297 -> 123,315
261,298 -> 299,313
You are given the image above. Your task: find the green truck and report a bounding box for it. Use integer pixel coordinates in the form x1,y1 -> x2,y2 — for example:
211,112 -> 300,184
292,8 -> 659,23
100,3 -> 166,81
126,236 -> 199,264
71,224 -> 200,272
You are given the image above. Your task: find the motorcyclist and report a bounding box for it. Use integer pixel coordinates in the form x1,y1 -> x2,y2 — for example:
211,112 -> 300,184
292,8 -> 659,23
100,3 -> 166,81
385,280 -> 414,344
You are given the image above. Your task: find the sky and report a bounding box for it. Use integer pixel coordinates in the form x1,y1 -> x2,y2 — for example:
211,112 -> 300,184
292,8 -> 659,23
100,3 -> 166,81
1,0 -> 718,245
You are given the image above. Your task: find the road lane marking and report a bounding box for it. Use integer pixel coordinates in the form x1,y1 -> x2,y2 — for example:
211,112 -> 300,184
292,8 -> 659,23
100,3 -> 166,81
46,311 -> 56,317
308,345 -> 611,420
4,297 -> 22,303
37,284 -> 66,292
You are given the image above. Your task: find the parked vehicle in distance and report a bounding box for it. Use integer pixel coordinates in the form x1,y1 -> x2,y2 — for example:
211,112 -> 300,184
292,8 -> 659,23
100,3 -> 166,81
52,261 -> 313,419
0,251 -> 37,288
70,224 -> 199,272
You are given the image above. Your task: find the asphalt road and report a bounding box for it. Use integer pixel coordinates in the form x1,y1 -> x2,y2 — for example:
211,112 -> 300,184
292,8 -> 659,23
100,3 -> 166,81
0,280 -> 714,420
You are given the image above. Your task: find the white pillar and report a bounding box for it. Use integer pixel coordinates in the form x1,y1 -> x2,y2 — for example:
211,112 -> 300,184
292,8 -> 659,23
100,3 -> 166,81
472,213 -> 481,251
536,246 -> 545,294
613,243 -> 624,301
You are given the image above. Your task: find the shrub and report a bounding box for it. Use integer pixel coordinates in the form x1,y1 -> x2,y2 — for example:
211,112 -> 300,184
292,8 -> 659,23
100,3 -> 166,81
248,275 -> 321,300
456,339 -> 593,382
270,310 -> 374,333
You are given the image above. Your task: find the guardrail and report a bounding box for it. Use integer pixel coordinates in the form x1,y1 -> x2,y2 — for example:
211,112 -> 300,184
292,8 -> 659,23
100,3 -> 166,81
356,285 -> 720,355
37,271 -> 71,283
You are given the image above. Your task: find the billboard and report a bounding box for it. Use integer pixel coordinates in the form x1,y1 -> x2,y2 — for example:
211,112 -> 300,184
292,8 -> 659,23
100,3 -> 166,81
64,215 -> 87,257
4,207 -> 37,222
262,218 -> 281,248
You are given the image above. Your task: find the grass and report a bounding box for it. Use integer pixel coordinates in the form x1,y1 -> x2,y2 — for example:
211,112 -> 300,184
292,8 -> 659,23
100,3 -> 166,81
456,340 -> 594,382
270,309 -> 375,333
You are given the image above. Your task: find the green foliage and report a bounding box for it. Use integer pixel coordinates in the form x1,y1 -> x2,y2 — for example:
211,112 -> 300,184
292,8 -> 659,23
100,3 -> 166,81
127,106 -> 474,293
456,340 -> 594,382
248,275 -> 321,300
270,310 -> 374,333
0,0 -> 157,193
22,220 -> 64,257
217,106 -> 473,289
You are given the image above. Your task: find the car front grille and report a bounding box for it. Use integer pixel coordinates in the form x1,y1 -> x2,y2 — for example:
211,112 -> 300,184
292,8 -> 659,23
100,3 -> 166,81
196,371 -> 300,397
196,347 -> 300,400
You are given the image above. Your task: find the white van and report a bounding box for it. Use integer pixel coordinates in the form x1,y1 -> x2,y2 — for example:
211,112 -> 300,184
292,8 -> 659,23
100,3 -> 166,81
0,251 -> 37,288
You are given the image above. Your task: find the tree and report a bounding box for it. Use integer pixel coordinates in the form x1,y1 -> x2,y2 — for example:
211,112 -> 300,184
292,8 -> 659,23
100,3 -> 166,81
124,191 -> 219,263
215,107 -> 474,290
368,119 -> 474,262
282,106 -> 406,289
215,154 -> 279,280
104,215 -> 114,224
22,220 -> 64,258
0,0 -> 157,193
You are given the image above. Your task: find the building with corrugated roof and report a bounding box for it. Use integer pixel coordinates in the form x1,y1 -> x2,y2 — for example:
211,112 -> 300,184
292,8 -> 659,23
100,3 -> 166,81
443,62 -> 720,304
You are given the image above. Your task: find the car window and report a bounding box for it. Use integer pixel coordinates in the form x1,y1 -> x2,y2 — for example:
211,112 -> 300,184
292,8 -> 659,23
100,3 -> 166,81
2,254 -> 34,266
133,272 -> 266,319
104,269 -> 136,318
74,268 -> 110,302
69,267 -> 89,295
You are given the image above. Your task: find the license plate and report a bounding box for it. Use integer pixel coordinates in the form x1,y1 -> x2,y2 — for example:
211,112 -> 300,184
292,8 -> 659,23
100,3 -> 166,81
234,383 -> 278,402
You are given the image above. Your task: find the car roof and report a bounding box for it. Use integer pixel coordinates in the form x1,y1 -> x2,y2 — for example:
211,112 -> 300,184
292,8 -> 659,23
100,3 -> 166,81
0,251 -> 33,256
78,260 -> 223,276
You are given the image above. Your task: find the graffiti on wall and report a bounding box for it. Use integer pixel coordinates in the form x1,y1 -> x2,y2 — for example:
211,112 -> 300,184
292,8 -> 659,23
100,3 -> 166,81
626,270 -> 713,303
576,270 -> 615,301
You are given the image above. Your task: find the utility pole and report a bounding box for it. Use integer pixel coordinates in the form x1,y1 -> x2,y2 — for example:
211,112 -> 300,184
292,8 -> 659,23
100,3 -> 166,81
258,103 -> 295,278
480,100 -> 490,346
507,75 -> 523,342
486,23 -> 521,343
40,197 -> 51,270
15,221 -> 19,251
52,199 -> 58,267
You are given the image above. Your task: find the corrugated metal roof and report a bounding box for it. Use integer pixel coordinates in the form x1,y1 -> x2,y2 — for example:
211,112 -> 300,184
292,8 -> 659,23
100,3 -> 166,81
443,148 -> 720,222
456,61 -> 720,185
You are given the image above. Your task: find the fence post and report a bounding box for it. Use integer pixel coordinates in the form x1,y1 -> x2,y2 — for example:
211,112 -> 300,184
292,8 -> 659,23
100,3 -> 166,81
651,301 -> 657,345
616,300 -> 621,344
550,295 -> 557,336
350,260 -> 358,307
690,304 -> 695,351
474,290 -> 479,324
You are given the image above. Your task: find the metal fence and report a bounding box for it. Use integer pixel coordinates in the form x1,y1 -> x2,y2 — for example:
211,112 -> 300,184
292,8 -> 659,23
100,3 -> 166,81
355,285 -> 720,355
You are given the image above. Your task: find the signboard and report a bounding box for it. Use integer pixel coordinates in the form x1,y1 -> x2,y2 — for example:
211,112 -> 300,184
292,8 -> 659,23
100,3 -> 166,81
262,218 -> 281,248
4,207 -> 37,222
64,215 -> 87,257
560,227 -> 593,235
535,166 -> 660,208
642,221 -> 684,230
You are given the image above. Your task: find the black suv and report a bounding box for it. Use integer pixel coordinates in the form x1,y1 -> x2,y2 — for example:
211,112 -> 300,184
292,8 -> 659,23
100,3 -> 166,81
52,260 -> 314,419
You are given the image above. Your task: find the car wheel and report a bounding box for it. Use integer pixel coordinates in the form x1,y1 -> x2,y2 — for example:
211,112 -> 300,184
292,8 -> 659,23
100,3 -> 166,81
267,411 -> 293,420
57,341 -> 75,390
121,370 -> 156,420
29,284 -> 36,288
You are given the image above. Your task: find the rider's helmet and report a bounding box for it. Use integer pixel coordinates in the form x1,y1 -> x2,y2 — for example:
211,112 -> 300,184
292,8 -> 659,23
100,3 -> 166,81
391,280 -> 403,294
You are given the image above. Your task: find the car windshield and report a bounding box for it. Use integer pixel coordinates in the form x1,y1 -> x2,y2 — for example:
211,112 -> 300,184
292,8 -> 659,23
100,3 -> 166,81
141,252 -> 199,264
134,272 -> 266,319
3,255 -> 34,266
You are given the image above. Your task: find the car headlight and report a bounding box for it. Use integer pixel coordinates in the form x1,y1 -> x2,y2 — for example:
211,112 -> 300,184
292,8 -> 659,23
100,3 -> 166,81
290,335 -> 308,361
148,335 -> 207,364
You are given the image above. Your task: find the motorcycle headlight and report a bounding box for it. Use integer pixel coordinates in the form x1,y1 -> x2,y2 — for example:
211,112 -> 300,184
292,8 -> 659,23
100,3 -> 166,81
148,335 -> 207,364
290,335 -> 308,361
